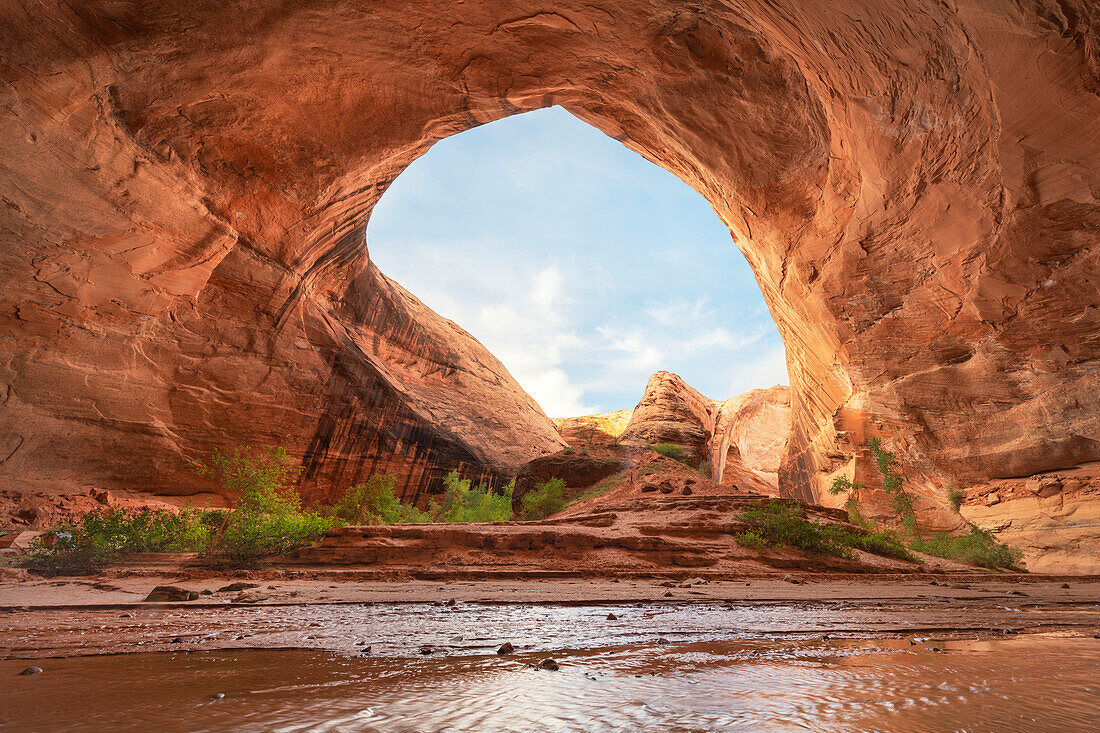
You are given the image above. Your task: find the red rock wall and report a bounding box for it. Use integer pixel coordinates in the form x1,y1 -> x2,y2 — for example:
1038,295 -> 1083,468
0,0 -> 1097,566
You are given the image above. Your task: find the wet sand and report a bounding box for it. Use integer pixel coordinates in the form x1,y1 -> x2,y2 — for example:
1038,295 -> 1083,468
2,573 -> 1098,657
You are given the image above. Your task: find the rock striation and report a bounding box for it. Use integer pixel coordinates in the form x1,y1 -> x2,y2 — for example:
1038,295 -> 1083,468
0,1 -> 1097,566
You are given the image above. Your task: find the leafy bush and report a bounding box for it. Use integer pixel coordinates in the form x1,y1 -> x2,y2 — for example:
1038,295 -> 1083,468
737,499 -> 853,557
427,471 -> 514,523
734,529 -> 771,552
20,507 -> 210,576
844,528 -> 917,562
196,446 -> 335,567
947,489 -> 966,513
211,511 -> 334,568
829,476 -> 863,496
736,499 -> 917,562
910,526 -> 1023,569
563,446 -> 576,455
696,461 -> 712,479
867,438 -> 918,534
332,474 -> 429,525
650,442 -> 687,461
519,477 -> 566,520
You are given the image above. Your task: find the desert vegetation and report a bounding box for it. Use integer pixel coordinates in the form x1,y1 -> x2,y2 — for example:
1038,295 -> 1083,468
20,450 -> 550,575
735,498 -> 916,562
649,442 -> 687,461
826,439 -> 1023,569
22,447 -> 336,574
518,478 -> 567,520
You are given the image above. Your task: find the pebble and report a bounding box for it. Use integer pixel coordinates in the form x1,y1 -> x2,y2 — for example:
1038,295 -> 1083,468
209,693 -> 225,701
17,667 -> 43,676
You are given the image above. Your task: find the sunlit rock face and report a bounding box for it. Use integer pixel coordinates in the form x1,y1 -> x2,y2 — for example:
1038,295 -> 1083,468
0,1 -> 1097,566
616,372 -> 788,494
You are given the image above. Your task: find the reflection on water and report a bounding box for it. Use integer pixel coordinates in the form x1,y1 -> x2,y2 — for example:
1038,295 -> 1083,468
3,636 -> 1099,732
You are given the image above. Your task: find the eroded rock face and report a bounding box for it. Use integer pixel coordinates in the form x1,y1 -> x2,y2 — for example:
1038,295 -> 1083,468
611,372 -> 788,493
0,1 -> 1097,564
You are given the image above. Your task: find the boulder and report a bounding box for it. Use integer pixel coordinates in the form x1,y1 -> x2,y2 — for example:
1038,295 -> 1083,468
144,586 -> 199,602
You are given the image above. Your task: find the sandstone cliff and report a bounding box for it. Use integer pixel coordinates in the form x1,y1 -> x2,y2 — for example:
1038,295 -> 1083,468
562,372 -> 790,495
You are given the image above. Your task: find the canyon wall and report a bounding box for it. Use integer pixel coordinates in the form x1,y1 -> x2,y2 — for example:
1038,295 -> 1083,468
0,0 -> 1097,566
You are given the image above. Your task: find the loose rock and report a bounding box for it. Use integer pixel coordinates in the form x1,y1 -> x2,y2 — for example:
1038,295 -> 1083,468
496,642 -> 514,655
217,582 -> 259,593
17,667 -> 43,676
144,585 -> 199,602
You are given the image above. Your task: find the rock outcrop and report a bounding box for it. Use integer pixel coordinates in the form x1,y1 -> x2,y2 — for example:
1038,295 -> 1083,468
512,452 -> 622,509
0,1 -> 1097,566
614,372 -> 788,494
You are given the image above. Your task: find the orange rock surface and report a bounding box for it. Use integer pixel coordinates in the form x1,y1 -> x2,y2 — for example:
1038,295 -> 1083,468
0,1 -> 1097,567
614,372 -> 788,494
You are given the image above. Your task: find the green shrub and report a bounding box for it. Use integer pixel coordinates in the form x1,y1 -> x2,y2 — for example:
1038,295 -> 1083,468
843,528 -> 918,562
195,446 -> 302,516
332,474 -> 429,525
650,442 -> 687,461
696,461 -> 713,479
736,499 -> 917,562
210,510 -> 334,568
427,471 -> 514,523
947,489 -> 966,513
197,446 -> 335,567
910,526 -> 1023,569
735,530 -> 771,552
737,499 -> 853,557
519,477 -> 566,520
563,446 -> 576,455
20,507 -> 210,576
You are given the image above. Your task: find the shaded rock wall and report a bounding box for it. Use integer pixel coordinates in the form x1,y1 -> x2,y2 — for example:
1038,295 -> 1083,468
0,0 -> 1097,565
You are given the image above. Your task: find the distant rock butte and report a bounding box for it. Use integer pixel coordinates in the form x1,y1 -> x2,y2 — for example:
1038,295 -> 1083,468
0,1 -> 1097,570
611,373 -> 789,494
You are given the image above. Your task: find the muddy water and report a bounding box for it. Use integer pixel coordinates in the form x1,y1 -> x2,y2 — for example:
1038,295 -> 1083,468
3,636 -> 1099,731
3,603 -> 1100,731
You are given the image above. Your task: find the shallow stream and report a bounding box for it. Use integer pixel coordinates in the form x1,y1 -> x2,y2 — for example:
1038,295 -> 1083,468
3,602 -> 1099,731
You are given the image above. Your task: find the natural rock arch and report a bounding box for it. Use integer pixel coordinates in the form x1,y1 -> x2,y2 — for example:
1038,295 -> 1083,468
1,1 -> 1097,565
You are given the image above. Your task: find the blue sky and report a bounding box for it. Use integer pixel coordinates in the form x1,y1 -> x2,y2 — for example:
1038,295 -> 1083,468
367,106 -> 787,417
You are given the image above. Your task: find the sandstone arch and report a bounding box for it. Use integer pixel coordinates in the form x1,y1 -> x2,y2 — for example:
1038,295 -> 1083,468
1,0 -> 1097,566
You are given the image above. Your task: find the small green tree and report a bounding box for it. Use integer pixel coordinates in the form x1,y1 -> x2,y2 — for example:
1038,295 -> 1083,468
332,474 -> 430,524
947,489 -> 966,513
867,438 -> 918,534
197,446 -> 334,567
427,471 -> 514,523
519,477 -> 566,520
